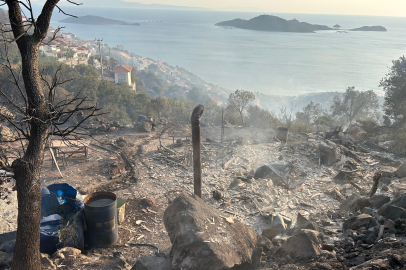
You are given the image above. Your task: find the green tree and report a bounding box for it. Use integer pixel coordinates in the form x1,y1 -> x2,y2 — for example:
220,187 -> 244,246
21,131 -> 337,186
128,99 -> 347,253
296,101 -> 324,126
331,87 -> 379,124
380,56 -> 406,125
228,89 -> 255,125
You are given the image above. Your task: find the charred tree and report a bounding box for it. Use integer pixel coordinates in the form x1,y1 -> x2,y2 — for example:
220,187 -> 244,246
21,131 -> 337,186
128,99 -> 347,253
0,1 -> 100,269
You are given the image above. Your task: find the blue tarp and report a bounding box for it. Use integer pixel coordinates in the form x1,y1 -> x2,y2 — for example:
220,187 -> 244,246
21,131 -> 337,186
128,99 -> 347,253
40,183 -> 84,255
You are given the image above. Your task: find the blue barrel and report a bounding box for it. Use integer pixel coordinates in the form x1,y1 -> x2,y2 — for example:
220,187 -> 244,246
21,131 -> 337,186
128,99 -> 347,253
84,192 -> 118,246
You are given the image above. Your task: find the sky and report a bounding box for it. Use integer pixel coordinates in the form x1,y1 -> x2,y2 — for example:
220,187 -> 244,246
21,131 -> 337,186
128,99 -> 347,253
122,0 -> 406,17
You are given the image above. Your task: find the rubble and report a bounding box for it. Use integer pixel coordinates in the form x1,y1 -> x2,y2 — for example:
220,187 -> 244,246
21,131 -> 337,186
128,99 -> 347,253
280,229 -> 321,259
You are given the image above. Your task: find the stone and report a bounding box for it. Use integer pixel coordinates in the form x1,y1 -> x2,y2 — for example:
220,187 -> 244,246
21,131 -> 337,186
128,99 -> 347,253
343,214 -> 372,231
396,163 -> 406,178
136,122 -> 152,133
132,255 -> 173,270
385,205 -> 406,221
53,247 -> 81,258
257,236 -> 272,251
356,197 -> 371,210
382,185 -> 390,192
322,244 -> 334,251
0,239 -> 15,254
340,194 -> 361,213
296,211 -> 309,227
164,193 -> 259,270
302,221 -> 319,232
361,207 -> 374,216
0,251 -> 12,269
41,253 -> 56,270
140,198 -> 156,208
212,190 -> 223,200
262,228 -> 281,240
319,142 -> 339,166
229,178 -> 244,189
377,194 -> 406,215
281,229 -> 321,259
369,195 -> 390,209
384,219 -> 395,229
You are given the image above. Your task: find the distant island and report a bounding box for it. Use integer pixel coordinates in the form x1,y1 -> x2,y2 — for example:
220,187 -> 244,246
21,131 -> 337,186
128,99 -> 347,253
350,26 -> 387,32
215,15 -> 332,33
216,15 -> 387,33
60,15 -> 140,26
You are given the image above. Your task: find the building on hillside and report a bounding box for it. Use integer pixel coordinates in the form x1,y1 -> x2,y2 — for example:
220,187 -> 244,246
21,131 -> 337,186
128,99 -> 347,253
113,65 -> 136,91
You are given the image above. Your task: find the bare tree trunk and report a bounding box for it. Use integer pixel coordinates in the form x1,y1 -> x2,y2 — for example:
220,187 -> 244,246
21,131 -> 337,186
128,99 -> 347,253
11,41 -> 50,270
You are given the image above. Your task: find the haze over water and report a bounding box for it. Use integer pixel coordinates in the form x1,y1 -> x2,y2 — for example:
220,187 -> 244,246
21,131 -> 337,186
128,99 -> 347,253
51,7 -> 406,96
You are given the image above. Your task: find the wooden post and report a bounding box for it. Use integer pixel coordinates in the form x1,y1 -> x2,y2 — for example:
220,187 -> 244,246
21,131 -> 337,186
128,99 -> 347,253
191,105 -> 205,198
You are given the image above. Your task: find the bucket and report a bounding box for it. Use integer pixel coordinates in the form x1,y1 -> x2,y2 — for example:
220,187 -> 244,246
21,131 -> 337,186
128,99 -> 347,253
84,192 -> 118,246
116,198 -> 126,225
276,127 -> 289,142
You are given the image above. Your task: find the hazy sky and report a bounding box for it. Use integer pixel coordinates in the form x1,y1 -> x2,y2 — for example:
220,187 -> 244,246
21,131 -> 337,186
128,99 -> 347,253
124,0 -> 406,16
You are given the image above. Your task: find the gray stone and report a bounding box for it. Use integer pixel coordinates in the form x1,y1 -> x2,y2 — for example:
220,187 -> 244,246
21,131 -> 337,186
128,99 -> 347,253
319,142 -> 339,166
281,229 -> 321,259
361,207 -> 374,216
396,162 -> 406,178
356,197 -> 371,210
136,122 -> 152,133
369,195 -> 390,209
340,194 -> 361,213
296,211 -> 309,227
343,214 -> 372,231
302,221 -> 319,232
385,205 -> 406,221
164,193 -> 259,270
377,193 -> 406,216
132,255 -> 173,270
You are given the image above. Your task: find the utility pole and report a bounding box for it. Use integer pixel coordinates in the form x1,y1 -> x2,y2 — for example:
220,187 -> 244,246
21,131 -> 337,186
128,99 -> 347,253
95,38 -> 103,80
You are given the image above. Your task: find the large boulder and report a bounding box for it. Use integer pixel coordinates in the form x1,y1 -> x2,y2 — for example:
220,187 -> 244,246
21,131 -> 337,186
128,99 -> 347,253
343,214 -> 372,231
164,193 -> 259,270
377,193 -> 406,216
280,229 -> 321,259
385,205 -> 406,221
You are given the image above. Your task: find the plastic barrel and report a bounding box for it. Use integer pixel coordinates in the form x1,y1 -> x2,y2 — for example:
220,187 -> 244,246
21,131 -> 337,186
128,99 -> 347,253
84,192 -> 118,246
276,127 -> 289,142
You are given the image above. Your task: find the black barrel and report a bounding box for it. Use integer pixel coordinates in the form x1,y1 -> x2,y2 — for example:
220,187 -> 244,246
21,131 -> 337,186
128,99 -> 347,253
84,192 -> 118,246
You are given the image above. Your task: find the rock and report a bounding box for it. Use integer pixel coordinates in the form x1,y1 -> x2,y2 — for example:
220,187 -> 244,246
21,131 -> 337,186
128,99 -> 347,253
385,205 -> 406,221
384,219 -> 395,229
369,195 -> 390,209
140,198 -> 156,208
377,194 -> 406,215
41,253 -> 56,270
176,139 -> 182,145
397,163 -> 406,178
319,142 -> 339,166
0,251 -> 12,269
229,178 -> 244,189
262,228 -> 281,240
132,255 -> 173,270
53,247 -> 81,258
212,190 -> 223,200
356,197 -> 371,211
257,236 -> 272,251
281,229 -> 321,259
296,210 -> 310,227
302,221 -> 319,232
382,185 -> 390,192
322,244 -> 334,251
340,194 -> 361,213
343,214 -> 372,231
0,239 -> 15,254
362,207 -> 374,216
254,165 -> 274,179
136,122 -> 152,133
390,254 -> 405,266
164,193 -> 259,270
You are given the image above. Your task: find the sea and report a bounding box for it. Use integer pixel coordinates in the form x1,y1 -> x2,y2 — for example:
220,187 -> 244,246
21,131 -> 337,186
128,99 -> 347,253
48,7 -> 406,96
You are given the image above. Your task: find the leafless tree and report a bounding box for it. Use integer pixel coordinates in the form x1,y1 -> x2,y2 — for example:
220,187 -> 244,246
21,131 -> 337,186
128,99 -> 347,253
0,1 -> 102,269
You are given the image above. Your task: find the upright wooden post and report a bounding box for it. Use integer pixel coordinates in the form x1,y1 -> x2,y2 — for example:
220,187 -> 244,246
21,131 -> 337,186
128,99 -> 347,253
191,105 -> 205,197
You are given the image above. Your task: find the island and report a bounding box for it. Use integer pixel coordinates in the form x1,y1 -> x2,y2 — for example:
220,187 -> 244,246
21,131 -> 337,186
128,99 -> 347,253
350,26 -> 387,32
216,15 -> 387,33
60,15 -> 140,26
215,15 -> 332,33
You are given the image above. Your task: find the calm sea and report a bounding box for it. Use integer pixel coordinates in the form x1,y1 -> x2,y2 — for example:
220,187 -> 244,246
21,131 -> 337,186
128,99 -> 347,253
48,7 -> 406,96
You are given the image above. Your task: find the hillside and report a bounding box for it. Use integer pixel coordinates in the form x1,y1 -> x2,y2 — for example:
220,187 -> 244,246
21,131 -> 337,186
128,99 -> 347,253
351,26 -> 387,32
216,15 -> 332,33
60,15 -> 140,26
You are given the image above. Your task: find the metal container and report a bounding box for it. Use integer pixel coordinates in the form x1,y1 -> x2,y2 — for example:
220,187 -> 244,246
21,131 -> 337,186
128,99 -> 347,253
84,192 -> 118,246
116,198 -> 126,225
276,127 -> 289,142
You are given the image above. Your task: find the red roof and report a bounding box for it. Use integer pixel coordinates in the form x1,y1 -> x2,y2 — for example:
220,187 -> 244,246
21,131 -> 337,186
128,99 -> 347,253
58,51 -> 66,54
113,65 -> 132,73
77,53 -> 85,56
